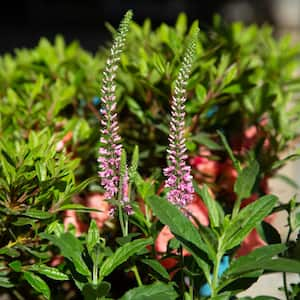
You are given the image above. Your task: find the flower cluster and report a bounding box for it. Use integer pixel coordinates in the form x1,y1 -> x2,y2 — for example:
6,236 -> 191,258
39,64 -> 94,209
163,37 -> 197,207
98,11 -> 132,200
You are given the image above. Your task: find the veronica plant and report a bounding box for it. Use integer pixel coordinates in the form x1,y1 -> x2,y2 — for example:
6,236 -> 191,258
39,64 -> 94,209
163,34 -> 197,208
98,11 -> 133,236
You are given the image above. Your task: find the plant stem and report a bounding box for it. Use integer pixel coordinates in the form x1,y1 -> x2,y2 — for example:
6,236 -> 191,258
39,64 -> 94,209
131,265 -> 142,286
232,197 -> 242,219
118,204 -> 126,236
283,227 -> 292,300
211,252 -> 222,298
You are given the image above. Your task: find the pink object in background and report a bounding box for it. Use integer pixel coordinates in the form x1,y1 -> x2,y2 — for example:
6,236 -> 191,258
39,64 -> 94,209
86,193 -> 111,228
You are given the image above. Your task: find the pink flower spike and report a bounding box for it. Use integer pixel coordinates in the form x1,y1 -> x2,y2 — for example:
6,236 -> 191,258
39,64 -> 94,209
163,35 -> 197,208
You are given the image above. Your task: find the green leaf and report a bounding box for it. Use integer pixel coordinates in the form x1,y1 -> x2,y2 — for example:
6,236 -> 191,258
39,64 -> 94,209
82,281 -> 111,300
195,84 -> 207,103
28,264 -> 68,280
234,160 -> 259,200
9,260 -> 22,272
99,238 -> 152,279
129,145 -> 139,181
127,96 -> 146,124
12,217 -> 37,226
222,195 -> 277,251
224,244 -> 286,277
55,203 -> 102,213
191,133 -> 223,150
258,258 -> 300,273
148,195 -> 211,281
0,276 -> 14,288
24,272 -> 50,299
35,161 -> 47,182
271,154 -> 300,170
141,259 -> 170,280
120,282 -> 178,300
22,209 -> 53,220
148,195 -> 208,255
222,64 -> 238,88
217,130 -> 241,171
40,232 -> 90,276
175,13 -> 187,36
195,183 -> 221,227
87,219 -> 100,254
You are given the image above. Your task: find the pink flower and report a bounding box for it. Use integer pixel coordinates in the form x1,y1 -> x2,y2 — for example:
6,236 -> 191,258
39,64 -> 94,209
98,11 -> 132,200
164,38 -> 197,208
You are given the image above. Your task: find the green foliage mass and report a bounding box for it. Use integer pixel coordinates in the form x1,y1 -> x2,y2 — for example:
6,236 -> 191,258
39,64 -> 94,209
0,13 -> 300,299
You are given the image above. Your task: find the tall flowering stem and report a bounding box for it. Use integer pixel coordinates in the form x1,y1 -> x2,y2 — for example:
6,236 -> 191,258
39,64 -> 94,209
98,11 -> 132,201
164,35 -> 197,208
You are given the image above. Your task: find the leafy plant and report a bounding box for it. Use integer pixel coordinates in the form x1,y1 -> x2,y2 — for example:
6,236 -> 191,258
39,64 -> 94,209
0,11 -> 300,300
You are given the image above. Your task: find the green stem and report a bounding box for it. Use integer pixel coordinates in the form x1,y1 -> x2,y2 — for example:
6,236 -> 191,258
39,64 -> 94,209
118,204 -> 126,236
283,227 -> 292,300
189,276 -> 194,300
232,196 -> 242,219
131,265 -> 142,286
211,252 -> 222,298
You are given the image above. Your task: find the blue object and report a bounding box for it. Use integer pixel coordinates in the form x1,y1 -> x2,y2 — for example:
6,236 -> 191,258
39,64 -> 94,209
92,96 -> 101,106
199,256 -> 230,297
206,105 -> 218,118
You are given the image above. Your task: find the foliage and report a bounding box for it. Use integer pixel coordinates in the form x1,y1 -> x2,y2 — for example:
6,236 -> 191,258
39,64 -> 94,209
0,12 -> 299,300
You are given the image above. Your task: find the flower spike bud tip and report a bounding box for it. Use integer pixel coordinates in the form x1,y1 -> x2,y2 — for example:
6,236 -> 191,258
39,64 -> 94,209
164,33 -> 198,207
98,11 -> 133,200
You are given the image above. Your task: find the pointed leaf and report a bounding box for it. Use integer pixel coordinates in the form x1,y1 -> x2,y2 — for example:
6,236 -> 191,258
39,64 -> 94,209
222,195 -> 277,251
141,259 -> 170,280
24,272 -> 50,299
28,264 -> 68,280
99,238 -> 152,279
234,161 -> 259,200
120,282 -> 178,300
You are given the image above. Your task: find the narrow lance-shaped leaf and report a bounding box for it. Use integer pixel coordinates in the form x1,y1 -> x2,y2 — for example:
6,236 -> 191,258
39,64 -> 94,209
28,264 -> 68,281
221,195 -> 277,251
120,282 -> 178,300
99,238 -> 152,279
234,160 -> 259,200
194,183 -> 222,227
24,272 -> 50,300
